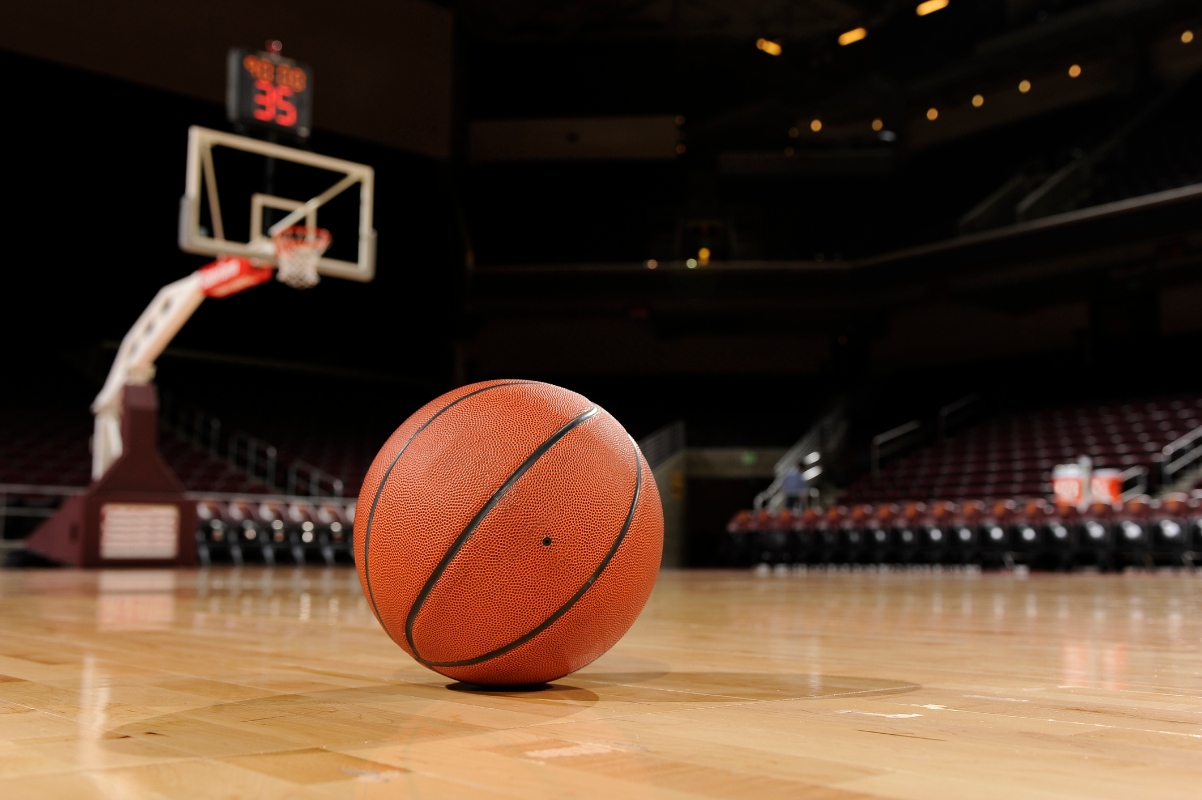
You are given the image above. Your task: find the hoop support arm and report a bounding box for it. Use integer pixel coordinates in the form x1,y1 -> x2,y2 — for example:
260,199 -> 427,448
91,273 -> 206,479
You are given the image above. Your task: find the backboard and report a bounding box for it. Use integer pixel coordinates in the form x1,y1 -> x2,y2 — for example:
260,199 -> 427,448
179,126 -> 376,282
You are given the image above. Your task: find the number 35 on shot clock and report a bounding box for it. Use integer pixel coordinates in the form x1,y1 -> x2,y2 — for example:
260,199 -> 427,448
227,47 -> 313,139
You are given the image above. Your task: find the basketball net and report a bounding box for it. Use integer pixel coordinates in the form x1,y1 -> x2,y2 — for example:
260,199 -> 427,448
273,226 -> 332,289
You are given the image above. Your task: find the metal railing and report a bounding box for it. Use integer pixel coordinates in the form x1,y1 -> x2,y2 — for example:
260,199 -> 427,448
937,393 -> 981,440
287,460 -> 346,499
227,433 -> 281,492
754,405 -> 848,511
638,421 -> 686,470
0,484 -> 86,547
183,489 -> 356,509
160,393 -> 223,455
870,419 -> 922,476
162,397 -> 348,498
1161,423 -> 1202,487
1119,466 -> 1148,501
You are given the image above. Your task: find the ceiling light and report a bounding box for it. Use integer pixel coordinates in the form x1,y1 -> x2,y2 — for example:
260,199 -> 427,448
916,0 -> 949,16
838,27 -> 867,46
871,118 -> 883,131
686,258 -> 698,269
1183,30 -> 1194,44
972,94 -> 984,107
1068,64 -> 1082,78
756,38 -> 782,56
645,259 -> 658,269
926,107 -> 939,121
810,119 -> 822,132
1018,79 -> 1031,93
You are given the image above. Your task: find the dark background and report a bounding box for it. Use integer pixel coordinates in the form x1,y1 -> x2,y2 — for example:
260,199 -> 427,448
4,0 -> 1202,459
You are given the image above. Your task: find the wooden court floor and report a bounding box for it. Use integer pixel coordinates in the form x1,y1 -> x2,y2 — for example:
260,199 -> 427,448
0,567 -> 1200,799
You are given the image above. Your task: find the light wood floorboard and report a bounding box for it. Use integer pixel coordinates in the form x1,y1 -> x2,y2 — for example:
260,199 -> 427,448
0,567 -> 1199,798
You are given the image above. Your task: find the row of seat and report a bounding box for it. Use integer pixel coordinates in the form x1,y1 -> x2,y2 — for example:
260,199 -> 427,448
226,421 -> 379,496
725,494 -> 1202,570
843,396 -> 1202,505
195,499 -> 356,567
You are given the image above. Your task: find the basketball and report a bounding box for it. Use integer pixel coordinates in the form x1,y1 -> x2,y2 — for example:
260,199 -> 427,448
9,9 -> 1202,797
353,379 -> 663,685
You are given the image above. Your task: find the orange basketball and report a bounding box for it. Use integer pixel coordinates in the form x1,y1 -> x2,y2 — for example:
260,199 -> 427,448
354,380 -> 663,685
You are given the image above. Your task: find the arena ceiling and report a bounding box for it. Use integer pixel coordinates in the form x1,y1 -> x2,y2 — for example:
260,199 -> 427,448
456,0 -> 868,42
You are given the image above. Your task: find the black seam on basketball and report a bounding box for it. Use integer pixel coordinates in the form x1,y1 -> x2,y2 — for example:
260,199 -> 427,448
362,381 -> 533,629
405,405 -> 602,662
414,429 -> 643,669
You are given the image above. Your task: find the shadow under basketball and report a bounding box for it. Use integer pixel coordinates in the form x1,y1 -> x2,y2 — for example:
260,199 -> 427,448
446,682 -> 599,703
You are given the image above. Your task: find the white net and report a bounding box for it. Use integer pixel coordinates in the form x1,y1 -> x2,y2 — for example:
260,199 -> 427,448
273,226 -> 332,289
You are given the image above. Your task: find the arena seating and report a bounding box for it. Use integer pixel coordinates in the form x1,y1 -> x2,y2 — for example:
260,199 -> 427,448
0,408 -> 273,495
724,393 -> 1202,570
161,439 -> 274,494
0,409 -> 92,488
724,492 -> 1201,570
254,428 -> 376,495
195,499 -> 354,567
842,396 -> 1202,505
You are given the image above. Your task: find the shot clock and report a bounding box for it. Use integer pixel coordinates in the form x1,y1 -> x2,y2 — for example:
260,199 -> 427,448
226,44 -> 313,139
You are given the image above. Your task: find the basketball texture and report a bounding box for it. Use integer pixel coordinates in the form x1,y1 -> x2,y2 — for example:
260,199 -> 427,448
354,380 -> 663,685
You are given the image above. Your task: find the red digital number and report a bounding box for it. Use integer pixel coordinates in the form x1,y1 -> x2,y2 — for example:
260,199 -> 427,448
251,80 -> 298,127
252,79 -> 276,121
274,85 -> 297,126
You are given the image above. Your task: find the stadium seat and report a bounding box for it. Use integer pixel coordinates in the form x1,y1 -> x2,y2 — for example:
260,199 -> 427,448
194,500 -> 232,566
817,505 -> 847,563
950,501 -> 985,564
1011,498 -> 1049,565
723,510 -> 755,566
756,509 -> 792,565
867,503 -> 898,563
841,504 -> 873,564
792,507 -> 821,564
891,502 -> 925,564
1114,496 -> 1152,568
256,501 -> 291,565
1077,501 -> 1115,569
1152,493 -> 1193,565
223,499 -> 261,566
315,502 -> 353,565
921,501 -> 958,564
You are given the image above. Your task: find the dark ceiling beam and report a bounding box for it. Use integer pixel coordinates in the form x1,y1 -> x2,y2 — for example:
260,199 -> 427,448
456,0 -> 863,42
465,180 -> 1202,323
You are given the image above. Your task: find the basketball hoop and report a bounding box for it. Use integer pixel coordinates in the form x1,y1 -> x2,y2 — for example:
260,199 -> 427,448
273,226 -> 331,289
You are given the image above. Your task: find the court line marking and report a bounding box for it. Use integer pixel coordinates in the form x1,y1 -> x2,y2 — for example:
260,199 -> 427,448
909,703 -> 1202,739
856,729 -> 945,741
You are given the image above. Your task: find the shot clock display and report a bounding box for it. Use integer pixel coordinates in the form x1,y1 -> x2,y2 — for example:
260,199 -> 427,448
226,47 -> 313,138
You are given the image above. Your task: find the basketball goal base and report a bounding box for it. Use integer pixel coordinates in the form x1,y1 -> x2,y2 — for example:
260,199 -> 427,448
25,385 -> 197,568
